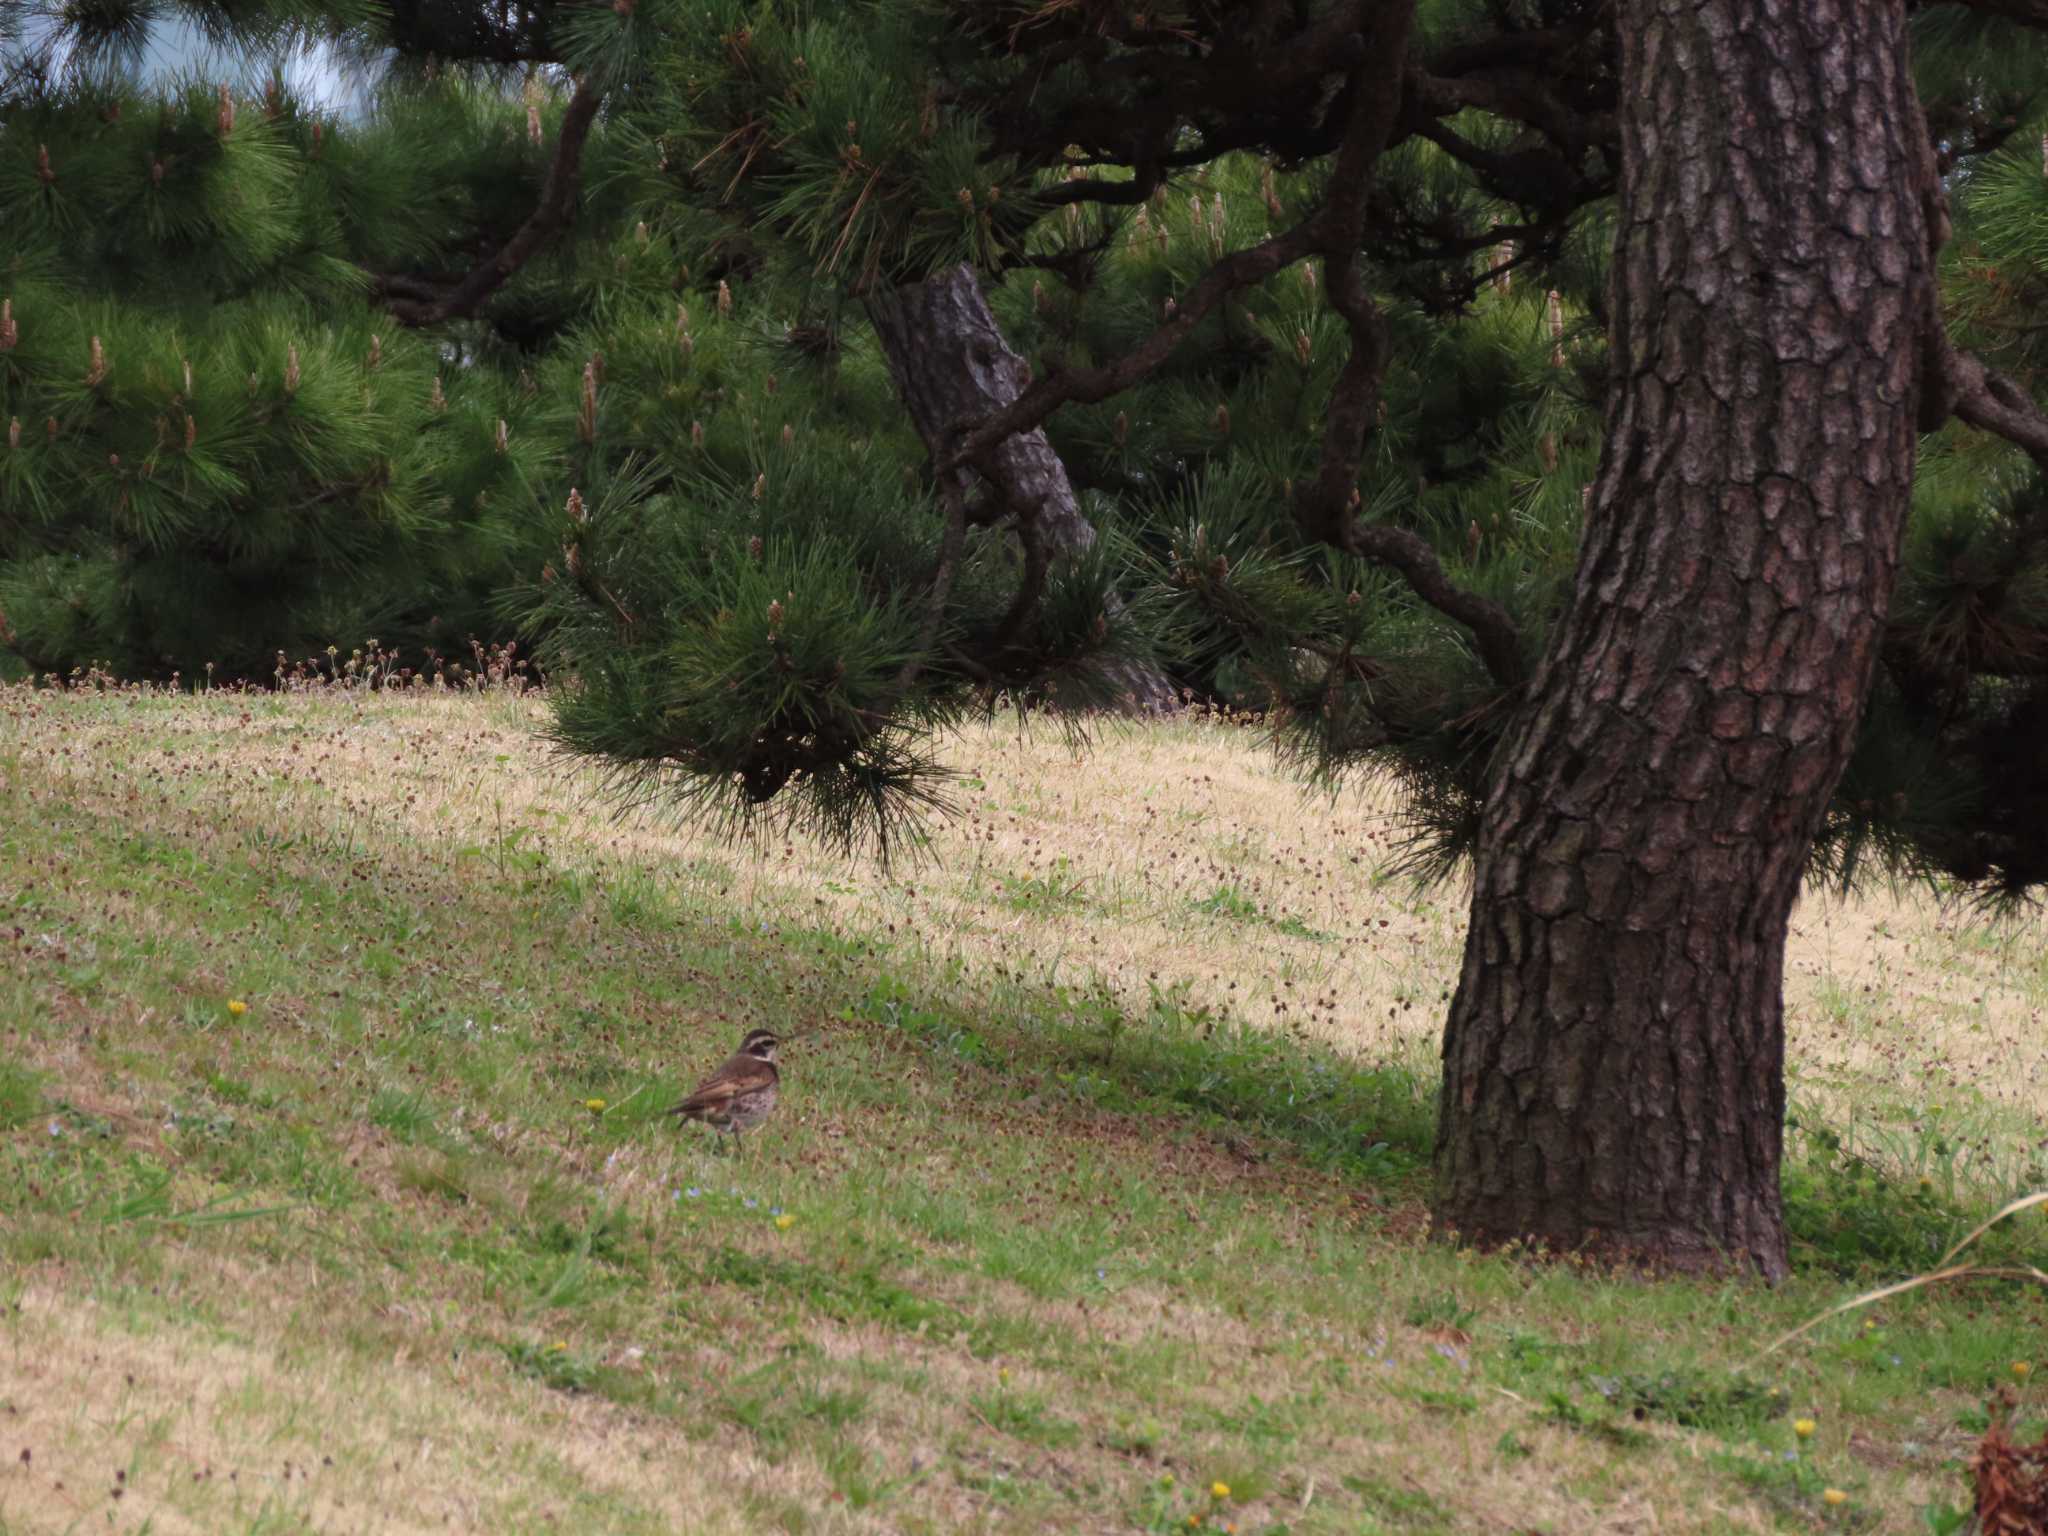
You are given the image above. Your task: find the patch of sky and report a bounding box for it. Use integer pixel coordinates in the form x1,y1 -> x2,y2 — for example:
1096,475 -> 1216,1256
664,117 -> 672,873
4,4 -> 383,117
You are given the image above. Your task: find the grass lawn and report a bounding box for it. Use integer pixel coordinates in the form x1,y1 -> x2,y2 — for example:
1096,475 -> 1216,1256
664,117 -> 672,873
2,680 -> 2044,1534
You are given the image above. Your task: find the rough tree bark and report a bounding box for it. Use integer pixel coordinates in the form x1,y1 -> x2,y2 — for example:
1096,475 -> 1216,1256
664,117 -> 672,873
1432,0 -> 1936,1278
866,265 -> 1179,712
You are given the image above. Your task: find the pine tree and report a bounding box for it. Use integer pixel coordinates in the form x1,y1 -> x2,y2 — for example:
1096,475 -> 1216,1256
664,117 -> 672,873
0,3 -> 611,678
496,0 -> 2048,908
8,0 -> 2048,1269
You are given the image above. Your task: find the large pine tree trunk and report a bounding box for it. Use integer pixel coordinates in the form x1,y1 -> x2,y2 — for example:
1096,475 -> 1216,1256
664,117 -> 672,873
1432,0 -> 1936,1279
866,265 -> 1179,712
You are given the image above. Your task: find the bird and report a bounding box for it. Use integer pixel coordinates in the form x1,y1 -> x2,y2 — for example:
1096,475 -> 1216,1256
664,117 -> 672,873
666,1027 -> 781,1152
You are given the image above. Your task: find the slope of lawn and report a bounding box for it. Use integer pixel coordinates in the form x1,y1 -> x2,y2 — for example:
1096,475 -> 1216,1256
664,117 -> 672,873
2,679 -> 2044,1535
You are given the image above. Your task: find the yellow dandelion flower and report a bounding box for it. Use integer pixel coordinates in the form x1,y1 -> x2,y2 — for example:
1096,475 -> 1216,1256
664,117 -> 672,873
998,1368 -> 1010,1384
1210,1481 -> 1230,1500
2015,1361 -> 2033,1380
775,1213 -> 795,1230
550,1341 -> 568,1352
227,999 -> 248,1016
1822,1488 -> 1847,1507
584,1098 -> 606,1113
1794,1418 -> 1816,1439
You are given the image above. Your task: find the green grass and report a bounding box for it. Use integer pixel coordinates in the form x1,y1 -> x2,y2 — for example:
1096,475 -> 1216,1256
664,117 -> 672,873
0,684 -> 2043,1534
1193,883 -> 1332,942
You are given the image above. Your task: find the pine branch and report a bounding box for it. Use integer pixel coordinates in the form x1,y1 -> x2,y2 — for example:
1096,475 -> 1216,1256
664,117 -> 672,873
1936,341 -> 2048,577
985,0 -> 1376,176
370,72 -> 606,327
1935,0 -> 2048,30
1039,164 -> 1164,208
946,0 -> 1527,691
1926,102 -> 2026,173
992,510 -> 1049,656
945,221 -> 1328,468
1406,110 -> 1603,218
1309,8 -> 1529,691
1369,204 -> 1581,314
1938,341 -> 2048,479
1422,21 -> 1603,78
1303,1 -> 1414,538
1410,68 -> 1617,156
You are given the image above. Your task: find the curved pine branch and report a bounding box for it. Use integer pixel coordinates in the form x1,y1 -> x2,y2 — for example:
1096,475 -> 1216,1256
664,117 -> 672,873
370,72 -> 606,327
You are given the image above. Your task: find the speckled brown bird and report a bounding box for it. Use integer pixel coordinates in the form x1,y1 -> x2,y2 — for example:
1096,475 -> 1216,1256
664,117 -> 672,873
667,1028 -> 780,1151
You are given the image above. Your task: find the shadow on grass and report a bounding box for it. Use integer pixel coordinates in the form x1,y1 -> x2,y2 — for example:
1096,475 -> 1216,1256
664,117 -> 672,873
837,965 -> 1437,1187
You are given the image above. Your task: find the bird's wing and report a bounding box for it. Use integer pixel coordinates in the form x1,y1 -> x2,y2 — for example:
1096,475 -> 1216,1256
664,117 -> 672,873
668,1056 -> 774,1116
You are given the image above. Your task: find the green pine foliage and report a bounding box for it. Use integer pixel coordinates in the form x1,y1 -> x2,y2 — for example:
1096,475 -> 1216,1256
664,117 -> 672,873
1841,12 -> 2048,902
0,61 -> 555,678
4,0 -> 2047,898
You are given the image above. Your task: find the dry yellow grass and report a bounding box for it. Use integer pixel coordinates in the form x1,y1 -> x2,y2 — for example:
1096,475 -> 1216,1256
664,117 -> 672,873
15,684 -> 2042,1130
2,1273 -> 1770,1536
3,1278 -> 804,1535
